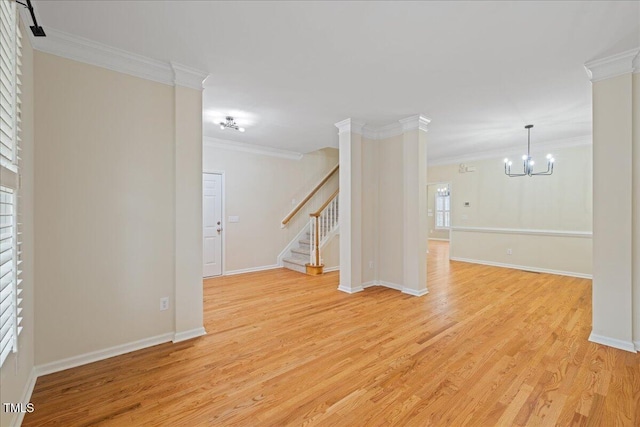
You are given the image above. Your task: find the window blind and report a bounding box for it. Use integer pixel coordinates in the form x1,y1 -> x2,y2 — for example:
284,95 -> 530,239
0,0 -> 22,368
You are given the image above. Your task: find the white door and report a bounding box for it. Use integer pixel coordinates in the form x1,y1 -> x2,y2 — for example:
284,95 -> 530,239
203,173 -> 223,277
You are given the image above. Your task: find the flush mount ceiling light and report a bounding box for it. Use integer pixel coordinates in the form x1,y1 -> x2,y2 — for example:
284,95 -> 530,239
503,125 -> 554,177
219,116 -> 245,132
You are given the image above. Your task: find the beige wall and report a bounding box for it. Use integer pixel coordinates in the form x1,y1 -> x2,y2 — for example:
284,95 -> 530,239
202,145 -> 339,272
377,135 -> 405,286
34,52 -> 192,364
427,183 -> 450,241
429,144 -> 593,277
0,20 -> 35,427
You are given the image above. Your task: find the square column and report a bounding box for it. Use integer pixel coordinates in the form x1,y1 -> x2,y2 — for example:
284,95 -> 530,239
336,119 -> 364,293
585,49 -> 639,352
399,116 -> 430,296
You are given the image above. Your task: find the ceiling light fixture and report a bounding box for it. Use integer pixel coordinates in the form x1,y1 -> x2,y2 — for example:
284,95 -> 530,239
219,116 -> 245,132
504,125 -> 554,177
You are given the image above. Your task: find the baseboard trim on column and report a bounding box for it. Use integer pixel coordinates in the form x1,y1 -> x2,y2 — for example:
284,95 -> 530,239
337,285 -> 363,294
173,327 -> 207,343
588,332 -> 636,353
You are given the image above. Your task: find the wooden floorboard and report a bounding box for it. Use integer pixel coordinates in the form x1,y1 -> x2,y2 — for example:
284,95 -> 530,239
23,242 -> 640,426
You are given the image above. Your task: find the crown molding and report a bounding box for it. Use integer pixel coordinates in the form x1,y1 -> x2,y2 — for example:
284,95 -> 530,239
203,137 -> 303,160
335,119 -> 365,135
428,134 -> 592,167
171,62 -> 209,90
21,20 -> 208,88
339,115 -> 431,140
584,48 -> 640,82
399,115 -> 431,132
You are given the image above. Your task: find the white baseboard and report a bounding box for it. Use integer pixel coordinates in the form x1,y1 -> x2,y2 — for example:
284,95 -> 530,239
589,332 -> 636,353
378,280 -> 403,291
173,327 -> 207,343
449,257 -> 592,279
428,238 -> 450,242
359,280 -> 428,297
323,266 -> 340,273
635,340 -> 640,352
10,367 -> 37,427
402,287 -> 429,297
225,264 -> 280,276
35,332 -> 174,377
337,284 -> 363,294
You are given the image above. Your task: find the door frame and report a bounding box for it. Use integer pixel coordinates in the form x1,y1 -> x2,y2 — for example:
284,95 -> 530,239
203,170 -> 225,276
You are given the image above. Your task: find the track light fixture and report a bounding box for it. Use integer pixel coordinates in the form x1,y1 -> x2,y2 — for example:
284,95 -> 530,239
16,0 -> 46,37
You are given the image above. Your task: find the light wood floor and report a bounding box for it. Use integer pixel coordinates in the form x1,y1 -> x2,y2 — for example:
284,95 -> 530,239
24,242 -> 640,426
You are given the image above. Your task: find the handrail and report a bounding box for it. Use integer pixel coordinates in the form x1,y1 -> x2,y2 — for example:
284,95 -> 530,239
310,188 -> 339,217
281,163 -> 339,226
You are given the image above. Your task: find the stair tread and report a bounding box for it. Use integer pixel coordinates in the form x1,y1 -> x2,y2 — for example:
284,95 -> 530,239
292,247 -> 310,255
283,257 -> 307,266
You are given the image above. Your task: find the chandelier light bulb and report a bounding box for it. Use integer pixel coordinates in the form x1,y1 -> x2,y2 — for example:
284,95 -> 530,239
522,155 -> 528,160
508,161 -> 513,166
546,154 -> 552,159
550,158 -> 555,163
504,158 -> 509,163
239,127 -> 245,132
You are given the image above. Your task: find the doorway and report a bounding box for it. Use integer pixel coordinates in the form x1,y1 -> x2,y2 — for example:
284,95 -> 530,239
427,182 -> 451,242
203,173 -> 223,277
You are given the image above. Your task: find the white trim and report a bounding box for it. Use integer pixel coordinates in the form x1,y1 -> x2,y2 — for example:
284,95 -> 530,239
428,238 -> 450,242
35,332 -> 174,377
358,280 -> 428,297
402,287 -> 429,297
588,332 -> 636,353
21,25 -> 208,88
335,118 -> 365,135
450,257 -> 592,279
451,226 -> 592,239
635,340 -> 640,352
340,115 -> 430,140
323,266 -> 340,272
204,136 -> 303,160
362,122 -> 402,140
429,134 -> 592,167
173,327 -> 206,343
398,115 -> 431,132
202,172 -> 225,278
378,280 -> 403,291
224,264 -> 281,276
10,367 -> 37,427
584,48 -> 640,82
337,285 -> 364,294
277,225 -> 310,264
171,62 -> 209,90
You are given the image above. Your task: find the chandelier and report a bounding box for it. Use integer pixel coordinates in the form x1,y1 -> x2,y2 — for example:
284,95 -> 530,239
504,125 -> 554,177
219,116 -> 245,132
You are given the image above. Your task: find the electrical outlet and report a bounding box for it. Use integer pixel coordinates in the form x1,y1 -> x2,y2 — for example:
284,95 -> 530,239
369,261 -> 374,269
160,297 -> 169,311
506,248 -> 513,255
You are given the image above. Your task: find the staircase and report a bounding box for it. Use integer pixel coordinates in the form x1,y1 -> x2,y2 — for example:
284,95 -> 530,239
282,231 -> 313,273
279,166 -> 340,275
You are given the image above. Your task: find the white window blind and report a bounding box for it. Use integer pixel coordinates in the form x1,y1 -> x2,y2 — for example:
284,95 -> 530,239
0,0 -> 22,368
435,191 -> 450,229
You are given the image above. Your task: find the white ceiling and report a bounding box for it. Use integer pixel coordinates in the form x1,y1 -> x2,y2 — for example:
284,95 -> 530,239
31,1 -> 639,160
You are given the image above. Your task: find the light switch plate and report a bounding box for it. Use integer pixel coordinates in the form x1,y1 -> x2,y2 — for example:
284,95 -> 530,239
228,216 -> 240,223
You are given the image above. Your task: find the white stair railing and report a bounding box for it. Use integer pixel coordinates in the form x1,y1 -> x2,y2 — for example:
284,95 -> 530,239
309,189 -> 339,267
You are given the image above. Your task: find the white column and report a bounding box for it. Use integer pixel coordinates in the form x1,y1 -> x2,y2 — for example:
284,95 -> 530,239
399,115 -> 430,296
172,64 -> 209,341
585,49 -> 639,352
336,119 -> 364,293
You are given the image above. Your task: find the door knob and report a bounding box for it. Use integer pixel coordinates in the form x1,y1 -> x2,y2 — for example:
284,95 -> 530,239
217,221 -> 221,225
217,228 -> 222,233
